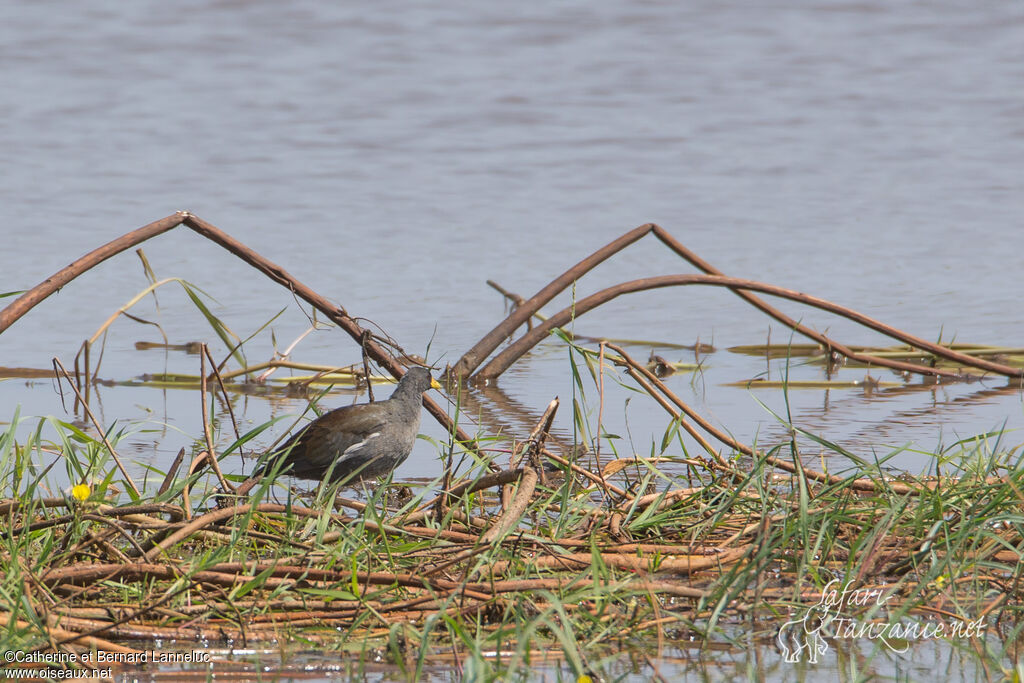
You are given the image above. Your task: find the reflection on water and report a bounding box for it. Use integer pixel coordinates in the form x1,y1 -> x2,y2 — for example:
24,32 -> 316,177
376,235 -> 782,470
114,631 -> 1007,682
4,329 -> 1018,491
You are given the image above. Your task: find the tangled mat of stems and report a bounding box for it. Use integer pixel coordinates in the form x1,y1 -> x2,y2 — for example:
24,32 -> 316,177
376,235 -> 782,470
2,429 -> 1023,674
1,214 -> 1022,676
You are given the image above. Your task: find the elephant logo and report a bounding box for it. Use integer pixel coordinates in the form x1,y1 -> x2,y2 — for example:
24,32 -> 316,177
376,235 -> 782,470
777,591 -> 838,663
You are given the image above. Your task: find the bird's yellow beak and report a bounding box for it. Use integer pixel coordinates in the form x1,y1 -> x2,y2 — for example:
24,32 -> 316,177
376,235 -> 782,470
430,378 -> 442,390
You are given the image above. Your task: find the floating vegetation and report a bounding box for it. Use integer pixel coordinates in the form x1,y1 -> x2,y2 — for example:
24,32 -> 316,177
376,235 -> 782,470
723,378 -> 903,390
134,340 -> 205,353
727,342 -> 1014,358
0,213 -> 1022,679
729,343 -> 1024,372
0,394 -> 1021,679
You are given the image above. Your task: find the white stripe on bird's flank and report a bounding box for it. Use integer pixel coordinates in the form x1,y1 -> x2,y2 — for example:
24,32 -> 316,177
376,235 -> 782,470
342,432 -> 381,456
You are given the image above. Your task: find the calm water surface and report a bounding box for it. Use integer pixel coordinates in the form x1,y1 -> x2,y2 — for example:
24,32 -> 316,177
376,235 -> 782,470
1,0 -> 1023,677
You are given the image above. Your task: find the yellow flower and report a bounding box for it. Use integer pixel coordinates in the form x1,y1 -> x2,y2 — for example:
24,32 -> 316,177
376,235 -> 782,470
72,484 -> 91,501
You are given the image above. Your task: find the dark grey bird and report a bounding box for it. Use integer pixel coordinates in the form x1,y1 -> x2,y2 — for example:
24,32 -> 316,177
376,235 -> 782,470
233,367 -> 438,496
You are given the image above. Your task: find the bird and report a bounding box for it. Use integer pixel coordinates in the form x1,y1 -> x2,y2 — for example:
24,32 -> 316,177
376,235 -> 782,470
232,367 -> 439,497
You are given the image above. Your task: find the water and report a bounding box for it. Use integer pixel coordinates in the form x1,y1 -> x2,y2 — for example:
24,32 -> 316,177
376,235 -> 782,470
88,635 -> 1012,682
1,0 -> 1023,675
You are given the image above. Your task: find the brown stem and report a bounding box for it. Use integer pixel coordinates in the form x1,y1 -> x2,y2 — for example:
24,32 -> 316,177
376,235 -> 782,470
0,613 -> 140,654
408,467 -> 526,524
204,343 -> 241,445
489,546 -> 749,575
541,448 -> 628,497
476,274 -> 1020,381
0,212 -> 472,447
423,467 -> 540,576
178,215 -> 468,443
605,343 -> 921,496
451,223 -> 1022,384
157,448 -> 186,497
450,224 -> 656,378
195,345 -> 233,494
614,362 -> 731,470
0,214 -> 185,334
481,467 -> 537,545
512,397 -> 558,490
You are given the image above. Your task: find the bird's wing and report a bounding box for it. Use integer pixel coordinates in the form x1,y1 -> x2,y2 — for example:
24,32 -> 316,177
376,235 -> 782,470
275,403 -> 386,462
